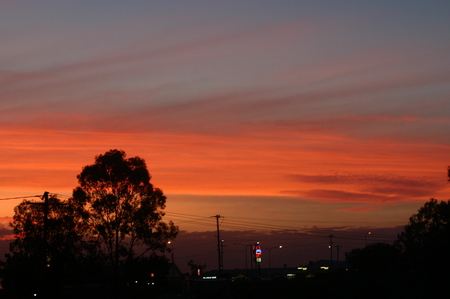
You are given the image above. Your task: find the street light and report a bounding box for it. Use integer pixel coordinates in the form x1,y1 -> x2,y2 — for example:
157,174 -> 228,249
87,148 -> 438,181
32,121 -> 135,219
233,243 -> 251,273
267,245 -> 283,271
167,240 -> 174,263
365,231 -> 372,246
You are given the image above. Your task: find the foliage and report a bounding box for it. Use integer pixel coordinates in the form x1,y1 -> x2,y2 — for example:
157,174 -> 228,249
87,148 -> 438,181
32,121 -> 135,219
448,165 -> 450,182
3,149 -> 178,294
188,260 -> 207,276
3,194 -> 101,291
394,198 -> 450,269
345,242 -> 400,272
72,149 -> 179,271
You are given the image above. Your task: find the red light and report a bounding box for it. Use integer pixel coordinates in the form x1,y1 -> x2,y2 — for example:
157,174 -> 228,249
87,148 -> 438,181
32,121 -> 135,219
253,245 -> 262,258
150,273 -> 155,278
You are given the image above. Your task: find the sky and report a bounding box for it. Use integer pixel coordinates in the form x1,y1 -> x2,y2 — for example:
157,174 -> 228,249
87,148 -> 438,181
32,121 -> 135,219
1,1 -> 450,271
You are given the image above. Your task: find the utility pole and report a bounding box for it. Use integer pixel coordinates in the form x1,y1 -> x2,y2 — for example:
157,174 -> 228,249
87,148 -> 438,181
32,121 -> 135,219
329,235 -> 334,270
212,215 -> 224,274
27,192 -> 61,296
28,192 -> 50,265
336,245 -> 342,262
42,191 -> 49,259
220,239 -> 225,270
28,192 -> 67,266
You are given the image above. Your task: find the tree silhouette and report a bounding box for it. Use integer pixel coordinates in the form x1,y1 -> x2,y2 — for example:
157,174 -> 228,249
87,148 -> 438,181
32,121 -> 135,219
3,194 -> 94,292
345,242 -> 400,273
72,149 -> 178,274
188,260 -> 207,277
447,165 -> 450,182
395,198 -> 450,272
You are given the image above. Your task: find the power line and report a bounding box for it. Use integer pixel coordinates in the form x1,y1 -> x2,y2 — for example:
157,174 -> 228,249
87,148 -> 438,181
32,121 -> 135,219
0,195 -> 41,201
165,211 -> 400,246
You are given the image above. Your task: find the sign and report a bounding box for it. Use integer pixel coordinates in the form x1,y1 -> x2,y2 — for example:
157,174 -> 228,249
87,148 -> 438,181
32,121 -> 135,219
253,242 -> 262,263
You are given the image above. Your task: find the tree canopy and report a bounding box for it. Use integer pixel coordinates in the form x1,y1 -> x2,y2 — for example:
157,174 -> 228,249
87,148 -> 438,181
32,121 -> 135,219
3,193 -> 94,292
345,242 -> 400,273
3,149 -> 178,294
394,198 -> 450,275
73,149 -> 179,271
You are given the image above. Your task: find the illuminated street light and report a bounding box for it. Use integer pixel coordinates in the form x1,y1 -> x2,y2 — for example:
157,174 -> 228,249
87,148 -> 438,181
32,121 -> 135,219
233,243 -> 252,273
167,240 -> 174,263
365,231 -> 372,246
267,245 -> 283,271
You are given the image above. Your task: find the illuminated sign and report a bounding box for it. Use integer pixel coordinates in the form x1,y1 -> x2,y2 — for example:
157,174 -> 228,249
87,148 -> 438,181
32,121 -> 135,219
253,242 -> 262,262
255,247 -> 262,257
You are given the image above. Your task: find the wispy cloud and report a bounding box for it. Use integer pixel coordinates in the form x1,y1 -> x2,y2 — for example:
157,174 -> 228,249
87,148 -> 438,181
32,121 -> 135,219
283,173 -> 446,206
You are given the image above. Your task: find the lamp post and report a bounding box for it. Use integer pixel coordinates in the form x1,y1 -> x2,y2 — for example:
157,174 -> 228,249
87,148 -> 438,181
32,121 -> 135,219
233,243 -> 251,273
167,240 -> 174,263
267,245 -> 283,271
365,231 -> 372,246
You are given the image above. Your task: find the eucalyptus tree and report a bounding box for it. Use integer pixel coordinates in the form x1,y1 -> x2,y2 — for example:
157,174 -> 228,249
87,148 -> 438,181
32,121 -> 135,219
72,149 -> 178,273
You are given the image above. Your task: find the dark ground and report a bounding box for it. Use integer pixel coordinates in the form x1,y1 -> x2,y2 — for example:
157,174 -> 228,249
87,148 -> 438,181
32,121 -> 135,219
1,271 -> 447,299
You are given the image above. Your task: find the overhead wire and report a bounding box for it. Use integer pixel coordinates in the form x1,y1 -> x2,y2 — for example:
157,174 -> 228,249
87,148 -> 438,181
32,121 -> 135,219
165,211 -> 400,243
0,195 -> 41,201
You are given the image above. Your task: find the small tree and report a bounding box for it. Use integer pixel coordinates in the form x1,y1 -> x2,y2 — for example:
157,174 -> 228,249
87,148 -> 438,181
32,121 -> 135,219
188,260 -> 207,277
345,243 -> 400,273
72,149 -> 178,274
4,194 -> 92,291
395,198 -> 450,270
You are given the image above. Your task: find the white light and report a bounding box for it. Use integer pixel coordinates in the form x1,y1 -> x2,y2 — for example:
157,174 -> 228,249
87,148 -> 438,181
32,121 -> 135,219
203,276 -> 217,280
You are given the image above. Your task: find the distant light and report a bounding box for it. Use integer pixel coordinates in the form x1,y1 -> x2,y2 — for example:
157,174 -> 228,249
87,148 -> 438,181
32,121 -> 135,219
298,267 -> 307,271
320,266 -> 329,270
203,276 -> 217,280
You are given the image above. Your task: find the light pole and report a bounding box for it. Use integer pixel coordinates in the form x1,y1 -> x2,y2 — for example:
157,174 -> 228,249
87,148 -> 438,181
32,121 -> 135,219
267,245 -> 283,271
167,240 -> 174,263
233,243 -> 251,273
365,231 -> 372,246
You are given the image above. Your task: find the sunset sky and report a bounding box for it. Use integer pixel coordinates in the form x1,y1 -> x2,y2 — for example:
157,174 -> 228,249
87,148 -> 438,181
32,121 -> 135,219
1,1 -> 450,267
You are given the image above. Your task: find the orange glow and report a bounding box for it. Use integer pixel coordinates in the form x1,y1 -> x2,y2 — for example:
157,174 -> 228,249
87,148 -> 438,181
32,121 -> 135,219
1,122 -> 448,233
